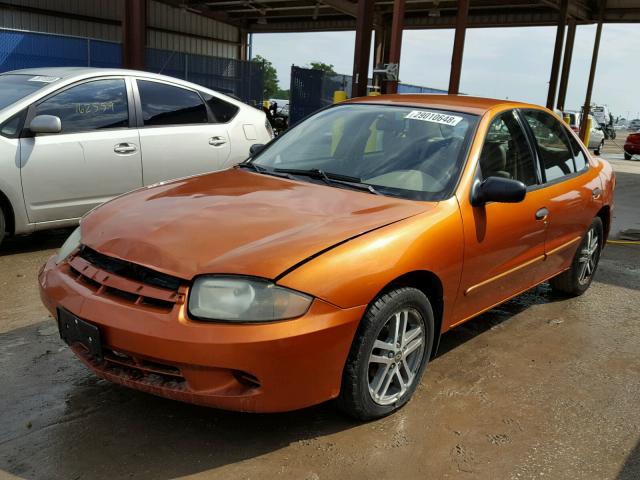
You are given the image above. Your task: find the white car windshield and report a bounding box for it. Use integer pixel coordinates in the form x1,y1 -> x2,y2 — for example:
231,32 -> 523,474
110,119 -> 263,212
252,104 -> 478,201
0,74 -> 56,111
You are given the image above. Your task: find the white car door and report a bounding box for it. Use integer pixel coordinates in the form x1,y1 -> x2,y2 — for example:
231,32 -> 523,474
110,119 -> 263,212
134,78 -> 231,185
20,77 -> 143,223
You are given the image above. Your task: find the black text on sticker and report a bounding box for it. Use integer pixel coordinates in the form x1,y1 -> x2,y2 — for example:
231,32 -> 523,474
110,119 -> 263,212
405,110 -> 463,126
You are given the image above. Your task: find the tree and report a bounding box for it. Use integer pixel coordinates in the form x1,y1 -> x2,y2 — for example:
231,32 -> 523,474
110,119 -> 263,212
274,88 -> 290,100
252,55 -> 279,99
309,61 -> 336,75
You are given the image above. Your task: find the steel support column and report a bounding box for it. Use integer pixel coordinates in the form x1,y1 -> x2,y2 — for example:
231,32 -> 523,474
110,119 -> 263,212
351,0 -> 375,97
556,20 -> 576,112
546,0 -> 569,109
122,0 -> 147,70
448,0 -> 469,95
373,26 -> 386,90
384,0 -> 406,94
240,29 -> 249,61
579,0 -> 606,141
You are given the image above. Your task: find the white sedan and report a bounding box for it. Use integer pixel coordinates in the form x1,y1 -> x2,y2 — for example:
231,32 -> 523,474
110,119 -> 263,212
0,67 -> 272,245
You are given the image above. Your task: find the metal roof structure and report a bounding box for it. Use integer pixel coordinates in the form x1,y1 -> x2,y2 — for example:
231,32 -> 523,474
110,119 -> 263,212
161,0 -> 640,32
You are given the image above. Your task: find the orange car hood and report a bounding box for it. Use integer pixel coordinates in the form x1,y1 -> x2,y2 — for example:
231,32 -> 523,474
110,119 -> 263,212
81,169 -> 432,280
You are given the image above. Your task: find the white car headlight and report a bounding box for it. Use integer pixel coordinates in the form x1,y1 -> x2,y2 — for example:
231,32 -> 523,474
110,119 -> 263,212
188,276 -> 312,322
56,227 -> 82,264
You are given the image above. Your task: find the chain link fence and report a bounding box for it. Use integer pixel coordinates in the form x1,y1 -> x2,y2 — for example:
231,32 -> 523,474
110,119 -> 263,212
0,29 -> 263,105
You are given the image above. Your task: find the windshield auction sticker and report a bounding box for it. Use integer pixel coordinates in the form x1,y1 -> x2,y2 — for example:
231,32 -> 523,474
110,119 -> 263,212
28,76 -> 60,83
405,110 -> 463,126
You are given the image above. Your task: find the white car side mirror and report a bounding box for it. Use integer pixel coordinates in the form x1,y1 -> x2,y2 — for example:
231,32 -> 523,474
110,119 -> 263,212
29,115 -> 62,134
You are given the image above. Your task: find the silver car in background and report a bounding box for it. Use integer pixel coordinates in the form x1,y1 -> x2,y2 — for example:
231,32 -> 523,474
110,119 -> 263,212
0,67 -> 272,245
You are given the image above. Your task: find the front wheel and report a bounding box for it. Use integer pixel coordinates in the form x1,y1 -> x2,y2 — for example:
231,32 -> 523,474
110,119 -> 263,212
625,152 -> 632,160
337,287 -> 434,420
550,217 -> 603,296
0,208 -> 5,247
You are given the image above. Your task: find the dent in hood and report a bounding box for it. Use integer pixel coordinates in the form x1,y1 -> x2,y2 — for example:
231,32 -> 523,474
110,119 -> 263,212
81,169 -> 432,280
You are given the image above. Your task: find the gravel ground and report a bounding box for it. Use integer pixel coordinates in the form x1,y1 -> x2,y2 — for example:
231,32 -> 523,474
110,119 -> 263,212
0,158 -> 638,480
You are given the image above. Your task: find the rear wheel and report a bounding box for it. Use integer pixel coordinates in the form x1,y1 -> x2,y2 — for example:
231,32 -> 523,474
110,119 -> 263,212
624,152 -> 632,160
338,287 -> 434,420
550,217 -> 603,296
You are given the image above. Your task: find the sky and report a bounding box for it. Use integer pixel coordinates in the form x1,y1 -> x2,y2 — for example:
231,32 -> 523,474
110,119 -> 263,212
252,24 -> 640,120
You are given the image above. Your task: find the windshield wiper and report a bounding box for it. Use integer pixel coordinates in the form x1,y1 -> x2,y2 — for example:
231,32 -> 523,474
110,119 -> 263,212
273,168 -> 381,195
237,162 -> 295,180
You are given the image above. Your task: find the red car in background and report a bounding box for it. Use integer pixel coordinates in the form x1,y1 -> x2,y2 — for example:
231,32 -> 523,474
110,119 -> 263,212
625,132 -> 640,160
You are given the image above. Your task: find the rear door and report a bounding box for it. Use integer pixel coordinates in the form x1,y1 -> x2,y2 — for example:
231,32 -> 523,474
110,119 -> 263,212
519,109 -> 602,275
20,77 -> 143,223
133,78 -> 231,185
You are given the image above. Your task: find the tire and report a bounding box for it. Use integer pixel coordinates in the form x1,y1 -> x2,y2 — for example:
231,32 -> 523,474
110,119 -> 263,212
337,287 -> 434,420
594,141 -> 603,156
549,217 -> 603,296
0,208 -> 5,247
624,152 -> 632,160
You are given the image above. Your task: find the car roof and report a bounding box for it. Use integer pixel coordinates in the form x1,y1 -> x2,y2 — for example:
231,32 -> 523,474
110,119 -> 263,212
346,94 -> 545,116
5,66 -> 200,83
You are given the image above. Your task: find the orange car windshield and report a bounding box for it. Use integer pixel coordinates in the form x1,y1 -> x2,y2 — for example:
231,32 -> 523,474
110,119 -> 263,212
253,103 -> 478,201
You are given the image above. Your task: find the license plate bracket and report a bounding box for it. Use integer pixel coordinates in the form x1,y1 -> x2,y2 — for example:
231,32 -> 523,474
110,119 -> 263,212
57,308 -> 103,359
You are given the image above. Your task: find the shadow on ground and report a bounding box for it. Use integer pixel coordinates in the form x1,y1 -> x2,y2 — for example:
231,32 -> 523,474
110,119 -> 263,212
618,437 -> 640,479
0,282 -> 567,480
0,229 -> 71,257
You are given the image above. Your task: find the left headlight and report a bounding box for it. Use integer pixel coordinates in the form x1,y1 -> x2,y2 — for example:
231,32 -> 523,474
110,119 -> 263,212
56,226 -> 81,264
188,276 -> 312,322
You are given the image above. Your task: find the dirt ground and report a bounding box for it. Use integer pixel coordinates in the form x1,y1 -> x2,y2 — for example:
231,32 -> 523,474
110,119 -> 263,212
0,153 -> 639,480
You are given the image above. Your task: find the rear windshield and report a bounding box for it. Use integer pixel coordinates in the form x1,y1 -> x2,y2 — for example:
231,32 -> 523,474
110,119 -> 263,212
253,104 -> 478,201
0,74 -> 58,111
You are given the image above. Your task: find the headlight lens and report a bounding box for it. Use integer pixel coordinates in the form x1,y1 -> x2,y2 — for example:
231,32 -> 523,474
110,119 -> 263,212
188,276 -> 312,322
55,227 -> 82,264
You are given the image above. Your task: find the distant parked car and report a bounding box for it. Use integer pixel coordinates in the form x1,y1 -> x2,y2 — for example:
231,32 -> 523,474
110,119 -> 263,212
0,67 -> 272,246
563,111 -> 604,154
624,132 -> 640,160
629,119 -> 640,132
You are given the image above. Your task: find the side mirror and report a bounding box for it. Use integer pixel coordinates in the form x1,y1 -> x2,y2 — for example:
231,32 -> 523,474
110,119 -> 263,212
471,176 -> 526,206
29,115 -> 61,134
249,143 -> 265,156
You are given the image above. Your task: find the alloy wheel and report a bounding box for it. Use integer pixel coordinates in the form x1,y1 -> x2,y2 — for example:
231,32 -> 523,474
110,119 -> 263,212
578,227 -> 600,285
367,308 -> 426,405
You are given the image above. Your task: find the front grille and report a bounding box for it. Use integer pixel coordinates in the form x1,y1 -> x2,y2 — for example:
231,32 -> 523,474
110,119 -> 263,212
68,247 -> 185,311
78,246 -> 182,291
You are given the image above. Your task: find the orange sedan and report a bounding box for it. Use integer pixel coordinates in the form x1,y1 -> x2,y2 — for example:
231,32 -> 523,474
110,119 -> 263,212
39,95 -> 615,420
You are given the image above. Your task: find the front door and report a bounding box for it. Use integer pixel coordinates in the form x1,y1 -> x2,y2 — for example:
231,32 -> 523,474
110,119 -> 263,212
20,78 -> 143,223
134,79 -> 231,185
454,109 -> 549,324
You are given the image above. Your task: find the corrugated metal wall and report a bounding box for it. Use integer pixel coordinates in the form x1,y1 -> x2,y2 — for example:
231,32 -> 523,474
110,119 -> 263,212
0,0 -> 239,58
0,0 -> 121,41
148,2 -> 238,59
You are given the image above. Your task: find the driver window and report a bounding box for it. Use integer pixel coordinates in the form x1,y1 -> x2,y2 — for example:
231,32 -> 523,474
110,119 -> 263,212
480,110 -> 538,186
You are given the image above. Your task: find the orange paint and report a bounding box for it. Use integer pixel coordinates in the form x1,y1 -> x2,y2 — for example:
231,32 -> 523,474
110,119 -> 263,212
39,95 -> 615,412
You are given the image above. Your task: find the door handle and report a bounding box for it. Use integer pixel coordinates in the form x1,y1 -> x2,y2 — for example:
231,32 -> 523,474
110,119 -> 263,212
535,207 -> 549,221
592,187 -> 602,200
209,136 -> 227,147
114,143 -> 137,154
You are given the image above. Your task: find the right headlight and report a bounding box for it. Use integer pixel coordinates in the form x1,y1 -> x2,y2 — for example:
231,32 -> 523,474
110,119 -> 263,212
55,227 -> 82,264
188,276 -> 313,323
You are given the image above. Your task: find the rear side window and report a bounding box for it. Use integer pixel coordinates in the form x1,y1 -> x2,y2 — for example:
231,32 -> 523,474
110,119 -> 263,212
522,110 -> 575,182
566,131 -> 589,172
35,79 -> 128,133
137,80 -> 208,126
202,93 -> 239,123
